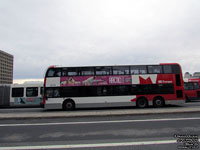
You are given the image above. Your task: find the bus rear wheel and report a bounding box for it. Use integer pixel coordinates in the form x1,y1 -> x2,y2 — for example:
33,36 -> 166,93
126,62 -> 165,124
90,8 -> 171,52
153,97 -> 164,108
136,97 -> 148,108
63,99 -> 75,111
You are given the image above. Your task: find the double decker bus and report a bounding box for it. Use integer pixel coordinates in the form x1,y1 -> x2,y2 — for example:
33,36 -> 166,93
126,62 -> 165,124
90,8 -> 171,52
43,63 -> 185,110
184,78 -> 200,102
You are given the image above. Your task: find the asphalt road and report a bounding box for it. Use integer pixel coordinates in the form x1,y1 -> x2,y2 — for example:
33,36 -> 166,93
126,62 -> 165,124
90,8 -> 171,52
0,112 -> 200,150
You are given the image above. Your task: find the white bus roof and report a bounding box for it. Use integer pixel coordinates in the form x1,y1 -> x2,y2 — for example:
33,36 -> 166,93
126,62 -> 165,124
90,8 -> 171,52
11,83 -> 43,88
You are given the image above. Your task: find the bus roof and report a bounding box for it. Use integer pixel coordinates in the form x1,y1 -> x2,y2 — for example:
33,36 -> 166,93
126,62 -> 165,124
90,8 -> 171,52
11,83 -> 43,88
47,63 -> 181,69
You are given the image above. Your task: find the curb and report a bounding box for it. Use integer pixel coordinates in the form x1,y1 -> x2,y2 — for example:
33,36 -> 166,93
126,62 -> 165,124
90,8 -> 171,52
0,106 -> 200,120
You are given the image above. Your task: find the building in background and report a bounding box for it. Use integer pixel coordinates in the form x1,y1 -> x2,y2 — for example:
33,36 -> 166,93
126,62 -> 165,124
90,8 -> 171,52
0,50 -> 13,84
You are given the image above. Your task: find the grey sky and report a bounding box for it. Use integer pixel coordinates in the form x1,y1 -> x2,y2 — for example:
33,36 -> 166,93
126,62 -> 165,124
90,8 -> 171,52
0,0 -> 200,80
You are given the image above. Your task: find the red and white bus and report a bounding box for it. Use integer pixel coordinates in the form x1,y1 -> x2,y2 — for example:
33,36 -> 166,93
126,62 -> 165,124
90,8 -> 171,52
184,78 -> 200,102
43,63 -> 185,110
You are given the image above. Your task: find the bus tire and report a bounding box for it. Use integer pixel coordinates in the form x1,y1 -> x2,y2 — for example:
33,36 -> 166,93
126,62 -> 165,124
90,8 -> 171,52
153,96 -> 165,108
63,99 -> 75,111
185,95 -> 190,103
136,97 -> 148,108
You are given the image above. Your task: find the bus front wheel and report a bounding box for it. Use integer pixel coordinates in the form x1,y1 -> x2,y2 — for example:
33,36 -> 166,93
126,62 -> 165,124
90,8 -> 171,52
63,99 -> 75,111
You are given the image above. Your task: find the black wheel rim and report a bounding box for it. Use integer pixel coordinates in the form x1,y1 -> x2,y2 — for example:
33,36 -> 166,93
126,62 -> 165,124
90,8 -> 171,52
139,99 -> 146,107
66,103 -> 73,109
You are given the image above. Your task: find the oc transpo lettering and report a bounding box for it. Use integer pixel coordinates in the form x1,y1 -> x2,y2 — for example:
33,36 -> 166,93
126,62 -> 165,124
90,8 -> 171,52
109,77 -> 122,84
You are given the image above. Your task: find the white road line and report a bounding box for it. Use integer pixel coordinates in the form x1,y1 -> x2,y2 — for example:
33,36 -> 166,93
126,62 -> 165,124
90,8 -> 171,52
0,117 -> 200,127
0,140 -> 177,150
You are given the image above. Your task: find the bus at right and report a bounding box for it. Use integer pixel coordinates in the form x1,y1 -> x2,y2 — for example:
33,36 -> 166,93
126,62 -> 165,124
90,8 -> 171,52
184,78 -> 200,102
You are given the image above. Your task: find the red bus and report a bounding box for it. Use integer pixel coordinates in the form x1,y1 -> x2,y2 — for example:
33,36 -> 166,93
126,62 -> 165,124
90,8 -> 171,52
184,78 -> 200,102
43,63 -> 185,110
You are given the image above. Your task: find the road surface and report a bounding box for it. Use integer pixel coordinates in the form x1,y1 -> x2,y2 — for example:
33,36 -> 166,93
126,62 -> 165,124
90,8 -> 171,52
0,112 -> 200,150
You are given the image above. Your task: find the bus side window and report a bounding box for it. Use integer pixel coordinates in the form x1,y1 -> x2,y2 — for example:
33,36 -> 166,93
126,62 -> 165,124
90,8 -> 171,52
130,66 -> 147,74
81,67 -> 95,76
172,65 -> 181,74
148,66 -> 162,74
47,68 -> 62,77
12,88 -> 24,97
139,66 -> 147,74
26,87 -> 38,97
96,67 -> 112,75
163,65 -> 172,74
67,68 -> 80,76
62,68 -> 68,76
130,66 -> 139,74
47,69 -> 55,77
113,66 -> 129,75
45,88 -> 54,98
54,69 -> 62,77
184,83 -> 193,90
194,83 -> 199,89
54,88 -> 60,97
184,83 -> 188,90
96,86 -> 112,96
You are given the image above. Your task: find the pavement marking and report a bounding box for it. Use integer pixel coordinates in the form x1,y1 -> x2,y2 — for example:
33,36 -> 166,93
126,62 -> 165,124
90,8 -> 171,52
0,117 -> 200,127
0,140 -> 177,149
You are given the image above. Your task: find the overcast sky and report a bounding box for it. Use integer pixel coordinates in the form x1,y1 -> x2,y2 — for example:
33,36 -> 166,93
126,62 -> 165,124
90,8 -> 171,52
0,0 -> 200,82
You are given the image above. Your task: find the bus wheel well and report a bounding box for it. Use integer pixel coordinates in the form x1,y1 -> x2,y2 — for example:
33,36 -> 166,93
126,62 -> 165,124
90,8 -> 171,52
136,97 -> 148,108
62,99 -> 75,111
153,96 -> 165,108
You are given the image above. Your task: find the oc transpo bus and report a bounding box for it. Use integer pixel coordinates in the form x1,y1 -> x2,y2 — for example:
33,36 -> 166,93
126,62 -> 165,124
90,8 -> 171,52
0,83 -> 43,107
184,78 -> 200,102
42,63 -> 185,110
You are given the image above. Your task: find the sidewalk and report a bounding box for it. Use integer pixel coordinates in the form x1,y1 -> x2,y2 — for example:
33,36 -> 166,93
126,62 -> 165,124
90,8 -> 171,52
0,105 -> 200,120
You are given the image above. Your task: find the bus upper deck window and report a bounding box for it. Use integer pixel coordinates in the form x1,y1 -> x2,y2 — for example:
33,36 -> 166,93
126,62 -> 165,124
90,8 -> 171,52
163,65 -> 172,74
67,68 -> 80,76
131,66 -> 147,74
47,68 -> 61,77
96,67 -> 112,75
54,70 -> 61,77
47,69 -> 55,77
172,65 -> 181,74
148,66 -> 162,74
113,66 -> 129,75
81,67 -> 95,76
